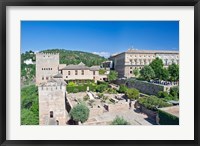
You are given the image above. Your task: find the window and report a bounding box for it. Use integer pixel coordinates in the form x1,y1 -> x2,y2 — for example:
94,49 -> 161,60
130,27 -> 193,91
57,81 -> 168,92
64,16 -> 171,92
68,71 -> 70,75
130,67 -> 132,69
130,71 -> 132,74
42,77 -> 44,80
42,68 -> 43,70
82,70 -> 84,75
46,77 -> 49,80
56,120 -> 59,125
93,71 -> 95,75
75,70 -> 78,75
66,76 -> 68,78
50,111 -> 53,118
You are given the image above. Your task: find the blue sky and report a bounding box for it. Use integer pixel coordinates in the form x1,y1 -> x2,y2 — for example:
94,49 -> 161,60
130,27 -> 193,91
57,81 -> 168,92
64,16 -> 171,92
21,21 -> 179,58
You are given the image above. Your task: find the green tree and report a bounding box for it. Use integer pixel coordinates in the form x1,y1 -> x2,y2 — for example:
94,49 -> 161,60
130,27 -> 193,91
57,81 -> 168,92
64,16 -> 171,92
111,116 -> 130,125
168,63 -> 179,81
108,70 -> 118,82
69,103 -> 90,123
125,88 -> 140,100
160,68 -> 169,81
170,86 -> 179,99
21,109 -> 39,125
133,69 -> 139,77
149,57 -> 164,79
140,65 -> 155,81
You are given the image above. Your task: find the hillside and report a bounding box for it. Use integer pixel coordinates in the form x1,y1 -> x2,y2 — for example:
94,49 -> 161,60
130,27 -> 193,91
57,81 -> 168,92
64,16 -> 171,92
41,49 -> 107,67
21,49 -> 107,86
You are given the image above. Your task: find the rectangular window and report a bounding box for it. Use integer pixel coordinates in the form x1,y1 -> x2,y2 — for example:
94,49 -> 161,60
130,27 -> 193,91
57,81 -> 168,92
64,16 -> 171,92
50,111 -> 53,118
130,71 -> 132,74
93,71 -> 95,75
46,77 -> 49,80
42,77 -> 44,80
68,71 -> 70,75
75,70 -> 78,75
82,70 -> 84,75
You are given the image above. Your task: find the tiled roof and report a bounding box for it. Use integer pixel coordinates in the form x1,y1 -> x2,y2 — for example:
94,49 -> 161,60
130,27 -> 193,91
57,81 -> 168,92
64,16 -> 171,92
53,73 -> 63,78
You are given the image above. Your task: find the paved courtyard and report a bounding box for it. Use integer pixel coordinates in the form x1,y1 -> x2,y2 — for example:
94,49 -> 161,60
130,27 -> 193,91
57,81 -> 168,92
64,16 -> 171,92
67,92 -> 157,125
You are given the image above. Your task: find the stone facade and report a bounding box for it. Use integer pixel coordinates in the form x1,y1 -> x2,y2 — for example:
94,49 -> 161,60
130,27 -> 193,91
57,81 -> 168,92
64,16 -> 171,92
109,49 -> 179,78
36,53 -> 59,85
60,63 -> 107,83
38,79 -> 67,125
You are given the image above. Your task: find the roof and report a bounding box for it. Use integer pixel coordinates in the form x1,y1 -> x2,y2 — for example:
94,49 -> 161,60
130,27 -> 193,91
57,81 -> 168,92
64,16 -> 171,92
158,106 -> 179,117
60,62 -> 90,70
60,62 -> 101,71
53,73 -> 63,78
39,78 -> 66,86
110,49 -> 179,58
90,66 -> 100,71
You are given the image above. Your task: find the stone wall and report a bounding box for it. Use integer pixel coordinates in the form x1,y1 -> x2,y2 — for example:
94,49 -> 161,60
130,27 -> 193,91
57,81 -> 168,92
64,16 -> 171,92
127,79 -> 165,95
38,83 -> 67,125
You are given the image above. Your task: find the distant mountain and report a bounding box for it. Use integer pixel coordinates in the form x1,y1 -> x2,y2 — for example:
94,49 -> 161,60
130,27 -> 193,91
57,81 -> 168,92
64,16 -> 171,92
41,49 -> 107,67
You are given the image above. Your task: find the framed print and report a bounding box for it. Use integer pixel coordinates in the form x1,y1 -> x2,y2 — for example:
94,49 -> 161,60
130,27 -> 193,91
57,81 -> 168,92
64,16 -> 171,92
0,0 -> 199,146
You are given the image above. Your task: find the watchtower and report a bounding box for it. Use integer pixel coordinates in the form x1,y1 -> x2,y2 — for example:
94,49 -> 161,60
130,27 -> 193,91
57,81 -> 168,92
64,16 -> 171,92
36,53 -> 59,85
38,78 -> 67,125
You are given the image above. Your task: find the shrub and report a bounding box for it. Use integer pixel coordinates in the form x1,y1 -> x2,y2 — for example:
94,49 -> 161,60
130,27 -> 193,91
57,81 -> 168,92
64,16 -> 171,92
96,84 -> 108,93
125,88 -> 140,100
69,103 -> 90,123
111,116 -> 130,125
138,96 -> 171,111
99,69 -> 106,75
104,88 -> 118,94
118,84 -> 128,93
170,86 -> 179,99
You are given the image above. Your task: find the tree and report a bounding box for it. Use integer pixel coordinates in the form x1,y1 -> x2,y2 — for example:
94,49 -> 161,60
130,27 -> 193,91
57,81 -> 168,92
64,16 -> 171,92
133,69 -> 139,77
160,68 -> 169,81
149,57 -> 164,79
108,70 -> 118,82
69,103 -> 90,123
170,86 -> 179,99
140,65 -> 155,81
168,63 -> 179,81
99,69 -> 106,75
125,88 -> 140,100
111,116 -> 130,125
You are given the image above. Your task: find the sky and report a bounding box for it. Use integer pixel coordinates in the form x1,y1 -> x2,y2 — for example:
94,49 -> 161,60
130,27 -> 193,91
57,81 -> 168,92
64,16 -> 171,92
21,21 -> 179,58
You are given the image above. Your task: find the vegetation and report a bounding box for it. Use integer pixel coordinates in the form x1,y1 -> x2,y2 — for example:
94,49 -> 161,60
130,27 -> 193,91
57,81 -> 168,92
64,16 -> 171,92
138,96 -> 171,111
67,82 -> 97,93
21,85 -> 39,125
111,116 -> 130,125
133,69 -> 139,77
69,102 -> 90,123
118,84 -> 128,93
149,58 -> 164,79
125,88 -> 140,100
140,65 -> 155,81
42,49 -> 107,67
99,69 -> 106,75
158,110 -> 179,125
157,87 -> 179,101
169,86 -> 179,99
168,63 -> 179,81
108,70 -> 118,82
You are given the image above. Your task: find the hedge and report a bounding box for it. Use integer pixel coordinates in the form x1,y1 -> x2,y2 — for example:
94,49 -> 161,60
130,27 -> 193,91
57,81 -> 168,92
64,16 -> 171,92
158,110 -> 179,125
67,84 -> 96,93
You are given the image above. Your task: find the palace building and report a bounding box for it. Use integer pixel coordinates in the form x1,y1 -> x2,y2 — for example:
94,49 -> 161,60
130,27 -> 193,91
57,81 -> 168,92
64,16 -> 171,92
109,49 -> 179,78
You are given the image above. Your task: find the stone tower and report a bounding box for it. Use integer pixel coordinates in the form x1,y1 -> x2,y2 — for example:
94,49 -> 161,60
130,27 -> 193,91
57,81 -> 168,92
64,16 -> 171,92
36,53 -> 59,85
38,78 -> 67,125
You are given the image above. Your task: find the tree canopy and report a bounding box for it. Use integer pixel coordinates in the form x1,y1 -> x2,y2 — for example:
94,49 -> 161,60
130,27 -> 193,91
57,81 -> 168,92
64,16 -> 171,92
69,103 -> 90,123
108,70 -> 118,82
140,65 -> 155,81
168,63 -> 179,81
149,57 -> 164,79
111,116 -> 130,125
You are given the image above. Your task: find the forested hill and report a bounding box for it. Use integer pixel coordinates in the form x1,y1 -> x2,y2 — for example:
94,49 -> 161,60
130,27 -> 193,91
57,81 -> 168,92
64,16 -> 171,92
41,49 -> 107,67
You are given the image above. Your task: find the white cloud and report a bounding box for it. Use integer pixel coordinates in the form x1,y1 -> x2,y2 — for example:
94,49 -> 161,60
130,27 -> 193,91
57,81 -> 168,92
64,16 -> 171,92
92,52 -> 111,58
